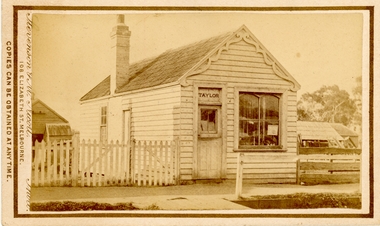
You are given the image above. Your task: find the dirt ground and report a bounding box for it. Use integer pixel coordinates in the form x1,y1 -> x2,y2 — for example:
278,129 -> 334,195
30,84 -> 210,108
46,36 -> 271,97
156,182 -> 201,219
31,182 -> 360,210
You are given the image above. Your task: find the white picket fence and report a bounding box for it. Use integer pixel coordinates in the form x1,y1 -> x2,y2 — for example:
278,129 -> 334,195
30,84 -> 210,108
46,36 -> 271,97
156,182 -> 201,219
32,138 -> 179,187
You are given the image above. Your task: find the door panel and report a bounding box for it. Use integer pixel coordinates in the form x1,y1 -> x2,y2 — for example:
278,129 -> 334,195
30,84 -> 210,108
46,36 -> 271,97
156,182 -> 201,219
197,138 -> 222,178
123,110 -> 131,144
197,105 -> 222,179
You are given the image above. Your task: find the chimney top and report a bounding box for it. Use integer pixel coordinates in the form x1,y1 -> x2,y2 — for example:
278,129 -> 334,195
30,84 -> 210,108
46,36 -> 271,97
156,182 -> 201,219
110,14 -> 131,94
117,14 -> 125,24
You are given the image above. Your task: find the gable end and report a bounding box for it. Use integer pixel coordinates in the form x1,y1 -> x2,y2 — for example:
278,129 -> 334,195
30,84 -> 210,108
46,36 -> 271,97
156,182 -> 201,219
180,25 -> 301,91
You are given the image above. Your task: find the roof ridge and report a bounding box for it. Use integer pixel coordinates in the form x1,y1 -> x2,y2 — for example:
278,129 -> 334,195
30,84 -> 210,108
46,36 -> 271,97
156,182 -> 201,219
32,98 -> 69,123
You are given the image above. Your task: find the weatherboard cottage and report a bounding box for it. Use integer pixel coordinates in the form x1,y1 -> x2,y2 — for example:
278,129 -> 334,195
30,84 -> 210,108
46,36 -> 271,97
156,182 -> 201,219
79,15 -> 301,183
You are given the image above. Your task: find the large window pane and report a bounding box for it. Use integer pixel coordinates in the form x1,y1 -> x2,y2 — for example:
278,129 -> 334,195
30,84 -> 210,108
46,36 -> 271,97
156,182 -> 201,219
260,95 -> 279,120
239,93 -> 259,120
239,93 -> 280,148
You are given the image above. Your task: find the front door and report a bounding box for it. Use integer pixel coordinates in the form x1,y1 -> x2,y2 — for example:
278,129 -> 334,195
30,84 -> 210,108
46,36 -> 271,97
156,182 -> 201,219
123,110 -> 131,145
197,105 -> 222,179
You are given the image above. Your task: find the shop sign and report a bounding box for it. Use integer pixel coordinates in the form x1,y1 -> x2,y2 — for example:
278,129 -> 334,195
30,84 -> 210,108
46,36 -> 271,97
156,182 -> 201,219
198,88 -> 221,103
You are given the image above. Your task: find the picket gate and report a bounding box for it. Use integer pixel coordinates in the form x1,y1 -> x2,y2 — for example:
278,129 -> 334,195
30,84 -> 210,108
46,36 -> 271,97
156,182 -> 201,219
32,138 -> 179,187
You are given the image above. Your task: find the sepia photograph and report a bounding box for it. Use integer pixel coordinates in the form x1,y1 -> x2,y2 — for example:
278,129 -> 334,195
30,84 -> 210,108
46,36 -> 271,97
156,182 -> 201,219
1,2 -> 378,226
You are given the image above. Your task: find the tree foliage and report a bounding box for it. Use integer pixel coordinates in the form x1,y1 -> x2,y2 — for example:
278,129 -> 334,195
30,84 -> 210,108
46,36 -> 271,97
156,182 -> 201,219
297,85 -> 357,126
352,76 -> 362,125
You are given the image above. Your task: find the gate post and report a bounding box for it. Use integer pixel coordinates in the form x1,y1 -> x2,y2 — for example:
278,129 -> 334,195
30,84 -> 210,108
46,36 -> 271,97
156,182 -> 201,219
130,139 -> 135,185
176,137 -> 180,185
296,159 -> 300,185
71,133 -> 79,187
235,153 -> 244,199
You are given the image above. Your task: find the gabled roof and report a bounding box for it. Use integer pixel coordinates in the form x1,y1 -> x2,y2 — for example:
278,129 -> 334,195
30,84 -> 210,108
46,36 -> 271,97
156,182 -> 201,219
80,32 -> 232,101
80,25 -> 300,101
297,121 -> 343,141
32,98 -> 69,123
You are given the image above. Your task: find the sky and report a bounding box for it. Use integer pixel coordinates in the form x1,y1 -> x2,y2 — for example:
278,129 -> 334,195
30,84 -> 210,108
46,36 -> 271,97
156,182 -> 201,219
32,11 -> 364,130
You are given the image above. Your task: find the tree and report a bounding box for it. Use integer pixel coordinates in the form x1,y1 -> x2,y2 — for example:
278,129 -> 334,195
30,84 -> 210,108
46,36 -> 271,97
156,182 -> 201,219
297,85 -> 357,126
352,76 -> 362,125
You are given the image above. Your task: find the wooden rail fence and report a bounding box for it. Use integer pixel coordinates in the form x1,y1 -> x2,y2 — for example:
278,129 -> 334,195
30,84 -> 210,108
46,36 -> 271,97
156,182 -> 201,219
235,154 -> 298,198
235,148 -> 361,198
32,138 -> 179,187
297,147 -> 361,185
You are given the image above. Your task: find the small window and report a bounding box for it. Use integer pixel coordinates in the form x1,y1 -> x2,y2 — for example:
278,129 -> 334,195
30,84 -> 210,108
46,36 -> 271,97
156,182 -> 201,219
100,106 -> 107,143
198,106 -> 220,137
200,109 -> 217,133
239,92 -> 280,149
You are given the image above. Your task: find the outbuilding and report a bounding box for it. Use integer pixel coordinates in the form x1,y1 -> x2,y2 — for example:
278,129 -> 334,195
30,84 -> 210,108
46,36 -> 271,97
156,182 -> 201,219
32,97 -> 73,145
80,15 -> 301,183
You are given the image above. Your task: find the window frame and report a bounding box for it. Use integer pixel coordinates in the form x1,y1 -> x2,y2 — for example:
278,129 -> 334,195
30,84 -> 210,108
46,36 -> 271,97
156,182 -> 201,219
234,87 -> 287,152
100,106 -> 108,144
198,105 -> 221,138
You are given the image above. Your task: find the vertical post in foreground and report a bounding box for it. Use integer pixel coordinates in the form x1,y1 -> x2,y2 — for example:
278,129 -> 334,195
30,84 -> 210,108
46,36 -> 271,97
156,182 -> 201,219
72,136 -> 79,187
296,158 -> 301,185
176,137 -> 180,185
235,153 -> 244,199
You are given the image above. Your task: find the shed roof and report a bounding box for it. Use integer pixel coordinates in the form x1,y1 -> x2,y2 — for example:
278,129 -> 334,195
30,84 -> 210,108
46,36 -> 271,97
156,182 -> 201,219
45,123 -> 72,136
330,123 -> 358,137
80,25 -> 300,101
297,121 -> 343,141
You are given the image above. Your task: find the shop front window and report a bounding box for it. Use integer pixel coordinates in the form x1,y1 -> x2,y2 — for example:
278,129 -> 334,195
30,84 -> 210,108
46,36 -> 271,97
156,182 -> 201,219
239,92 -> 280,148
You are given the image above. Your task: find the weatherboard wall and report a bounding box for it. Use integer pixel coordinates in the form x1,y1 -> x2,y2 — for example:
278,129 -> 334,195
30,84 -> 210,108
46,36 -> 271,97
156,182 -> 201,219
32,101 -> 69,135
120,85 -> 181,141
80,85 -> 181,143
180,39 -> 298,183
79,98 -> 109,142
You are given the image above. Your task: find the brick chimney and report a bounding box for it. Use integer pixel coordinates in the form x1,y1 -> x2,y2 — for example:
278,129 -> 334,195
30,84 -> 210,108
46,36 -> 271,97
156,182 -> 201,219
110,14 -> 131,94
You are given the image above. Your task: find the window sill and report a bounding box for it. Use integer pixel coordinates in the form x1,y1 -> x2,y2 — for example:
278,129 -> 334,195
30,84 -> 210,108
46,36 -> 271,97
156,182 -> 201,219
198,134 -> 221,138
233,148 -> 287,152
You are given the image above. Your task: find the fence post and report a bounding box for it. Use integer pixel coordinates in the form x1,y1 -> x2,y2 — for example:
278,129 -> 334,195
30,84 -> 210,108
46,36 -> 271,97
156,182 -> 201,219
46,140 -> 52,186
80,140 -> 86,187
169,140 -> 175,185
153,141 -> 158,186
40,141 -> 46,187
235,153 -> 244,199
164,141 -> 169,186
296,158 -> 300,185
33,142 -> 40,187
137,141 -> 142,186
98,140 -> 103,186
148,141 -> 153,186
176,137 -> 180,185
159,141 -> 163,186
53,140 -> 58,186
59,140 -> 64,186
72,136 -> 79,187
65,140 -> 70,186
130,139 -> 135,185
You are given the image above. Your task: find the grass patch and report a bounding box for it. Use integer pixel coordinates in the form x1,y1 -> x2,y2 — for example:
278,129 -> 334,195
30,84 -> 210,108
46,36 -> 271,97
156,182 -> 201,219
30,201 -> 140,211
143,203 -> 161,210
237,192 -> 361,209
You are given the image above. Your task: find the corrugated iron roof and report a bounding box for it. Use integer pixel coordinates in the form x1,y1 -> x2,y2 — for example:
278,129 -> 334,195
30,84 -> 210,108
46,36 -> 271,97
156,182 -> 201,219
45,124 -> 72,136
80,32 -> 232,101
297,121 -> 343,141
330,123 -> 358,137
